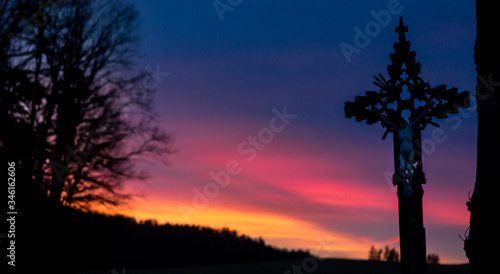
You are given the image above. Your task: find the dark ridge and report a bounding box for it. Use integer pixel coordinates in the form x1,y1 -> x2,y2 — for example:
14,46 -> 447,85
19,200 -> 309,272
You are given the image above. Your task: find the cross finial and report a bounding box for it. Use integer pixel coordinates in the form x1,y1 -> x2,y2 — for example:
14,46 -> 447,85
395,17 -> 408,41
345,15 -> 470,130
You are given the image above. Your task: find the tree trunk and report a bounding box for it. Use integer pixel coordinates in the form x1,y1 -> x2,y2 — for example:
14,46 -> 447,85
465,1 -> 500,273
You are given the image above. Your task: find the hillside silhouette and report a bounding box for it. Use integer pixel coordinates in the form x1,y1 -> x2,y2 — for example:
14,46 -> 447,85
19,200 -> 309,272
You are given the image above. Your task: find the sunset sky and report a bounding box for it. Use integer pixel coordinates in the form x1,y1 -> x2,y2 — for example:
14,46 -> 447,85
111,0 -> 477,264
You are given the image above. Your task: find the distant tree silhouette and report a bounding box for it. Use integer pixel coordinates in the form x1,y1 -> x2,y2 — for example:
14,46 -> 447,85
465,1 -> 500,273
0,0 -> 173,210
381,245 -> 400,263
386,247 -> 400,263
369,245 -> 382,261
369,245 -> 377,260
382,246 -> 391,261
369,245 -> 398,262
427,253 -> 440,265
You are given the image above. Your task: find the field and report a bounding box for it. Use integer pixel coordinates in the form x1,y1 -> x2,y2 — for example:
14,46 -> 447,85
71,258 -> 470,274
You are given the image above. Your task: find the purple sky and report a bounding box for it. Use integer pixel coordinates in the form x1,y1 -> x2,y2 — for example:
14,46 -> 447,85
117,0 -> 477,263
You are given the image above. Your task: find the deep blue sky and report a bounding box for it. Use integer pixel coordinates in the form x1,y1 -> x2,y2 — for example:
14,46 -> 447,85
122,0 -> 477,263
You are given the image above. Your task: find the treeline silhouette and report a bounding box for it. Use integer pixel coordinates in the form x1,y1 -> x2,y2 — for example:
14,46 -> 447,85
368,245 -> 440,265
368,245 -> 400,262
427,253 -> 440,265
21,200 -> 309,271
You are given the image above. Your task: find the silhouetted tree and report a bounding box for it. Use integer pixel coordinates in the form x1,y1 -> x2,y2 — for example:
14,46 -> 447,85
1,0 -> 173,210
369,245 -> 382,261
427,253 -> 440,265
0,0 -> 44,211
383,246 -> 390,261
369,245 -> 377,260
388,248 -> 400,263
465,1 -> 500,273
381,245 -> 399,262
369,245 -> 398,262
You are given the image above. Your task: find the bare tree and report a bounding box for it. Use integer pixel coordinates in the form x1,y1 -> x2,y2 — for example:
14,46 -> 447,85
1,0 -> 173,210
0,0 -> 43,205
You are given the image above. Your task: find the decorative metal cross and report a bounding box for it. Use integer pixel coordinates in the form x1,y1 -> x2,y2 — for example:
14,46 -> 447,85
344,17 -> 469,274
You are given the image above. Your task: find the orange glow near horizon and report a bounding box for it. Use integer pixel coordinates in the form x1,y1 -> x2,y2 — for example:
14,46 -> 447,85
106,198 -> 391,260
101,178 -> 468,264
95,115 -> 472,265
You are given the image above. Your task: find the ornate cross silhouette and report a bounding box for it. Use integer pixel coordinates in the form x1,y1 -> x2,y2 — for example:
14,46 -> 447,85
344,17 -> 469,274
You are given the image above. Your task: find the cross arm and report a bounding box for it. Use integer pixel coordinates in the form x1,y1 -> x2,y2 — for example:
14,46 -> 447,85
426,85 -> 470,120
344,91 -> 386,125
